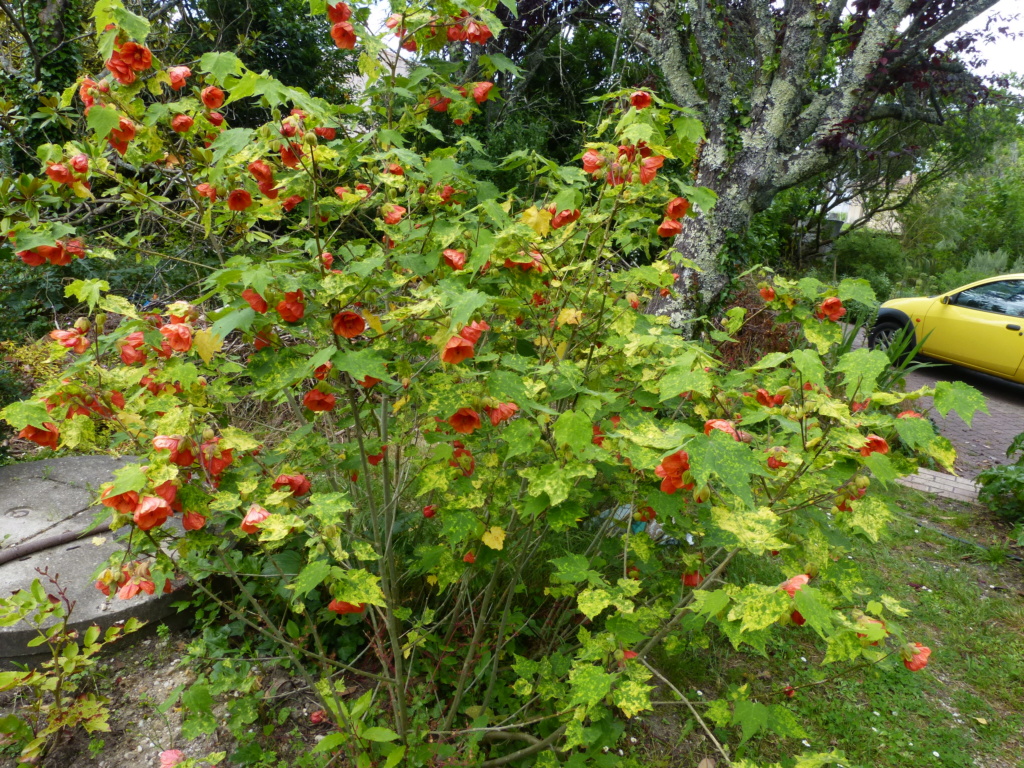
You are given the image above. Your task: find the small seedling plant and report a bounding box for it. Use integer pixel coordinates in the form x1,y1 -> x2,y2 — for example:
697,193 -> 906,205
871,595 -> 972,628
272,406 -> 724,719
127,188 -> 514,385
0,569 -> 141,764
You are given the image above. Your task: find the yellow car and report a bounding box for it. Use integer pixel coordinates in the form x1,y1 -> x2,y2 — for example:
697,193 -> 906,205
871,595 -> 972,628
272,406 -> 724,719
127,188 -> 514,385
869,273 -> 1024,382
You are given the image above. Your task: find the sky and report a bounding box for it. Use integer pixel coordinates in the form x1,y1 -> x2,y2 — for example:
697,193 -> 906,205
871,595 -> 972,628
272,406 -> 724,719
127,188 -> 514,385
958,0 -> 1024,78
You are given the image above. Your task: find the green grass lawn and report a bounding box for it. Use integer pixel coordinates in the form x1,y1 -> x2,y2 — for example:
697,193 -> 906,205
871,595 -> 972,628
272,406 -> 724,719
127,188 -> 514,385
633,485 -> 1024,768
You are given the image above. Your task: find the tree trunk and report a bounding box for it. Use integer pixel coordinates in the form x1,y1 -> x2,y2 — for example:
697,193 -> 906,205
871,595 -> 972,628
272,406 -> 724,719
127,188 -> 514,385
650,136 -> 771,330
614,0 -> 1003,327
649,188 -> 752,329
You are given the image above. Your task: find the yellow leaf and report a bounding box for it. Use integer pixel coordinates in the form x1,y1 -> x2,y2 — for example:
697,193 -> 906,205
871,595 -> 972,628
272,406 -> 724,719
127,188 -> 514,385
426,575 -> 438,586
481,526 -> 506,551
193,328 -> 223,363
974,717 -> 988,725
392,396 -> 408,413
363,310 -> 384,335
521,206 -> 553,237
555,341 -> 568,360
91,536 -> 107,546
557,308 -> 583,326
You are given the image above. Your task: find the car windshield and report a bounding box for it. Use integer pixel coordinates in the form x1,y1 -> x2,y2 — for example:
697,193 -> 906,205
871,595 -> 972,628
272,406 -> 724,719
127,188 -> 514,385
955,280 -> 1024,317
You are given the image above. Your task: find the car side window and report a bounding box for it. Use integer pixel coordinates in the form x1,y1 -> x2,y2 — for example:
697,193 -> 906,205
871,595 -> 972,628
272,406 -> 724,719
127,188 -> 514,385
954,280 -> 1024,317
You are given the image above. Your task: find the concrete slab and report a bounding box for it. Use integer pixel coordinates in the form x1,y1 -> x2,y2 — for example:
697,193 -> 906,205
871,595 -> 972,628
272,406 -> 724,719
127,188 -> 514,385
0,456 -> 185,663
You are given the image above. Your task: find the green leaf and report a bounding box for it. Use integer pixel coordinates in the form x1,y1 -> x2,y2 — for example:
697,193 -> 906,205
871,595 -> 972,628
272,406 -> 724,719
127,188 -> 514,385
220,426 -> 260,452
792,587 -> 832,638
606,613 -> 646,644
306,493 -> 353,525
612,678 -> 653,718
744,352 -> 790,371
0,400 -> 50,430
111,5 -> 150,41
790,349 -> 825,387
331,348 -> 389,383
86,105 -> 121,140
200,51 -> 244,84
840,495 -> 892,542
553,410 -> 592,453
797,277 -> 825,298
441,510 -> 480,546
210,307 -> 256,339
823,631 -> 863,664
690,589 -> 730,618
291,559 -> 331,599
768,704 -> 807,738
210,128 -> 256,166
65,279 -> 109,311
108,463 -> 148,496
497,0 -> 518,18
672,115 -> 705,143
425,157 -> 460,182
9,223 -> 75,252
933,380 -> 987,427
382,746 -> 406,768
360,726 -> 399,743
182,683 -> 214,714
893,415 -> 935,450
312,733 -> 349,753
440,284 -> 489,327
727,585 -> 789,632
332,568 -> 386,607
501,418 -> 539,459
710,506 -> 786,555
577,588 -> 612,619
838,278 -> 877,306
834,348 -> 889,398
550,554 -> 596,584
802,318 -> 842,354
98,294 -> 138,318
863,452 -> 899,485
732,700 -> 770,743
222,70 -> 261,105
689,431 -> 770,508
519,462 -> 595,506
481,51 -> 521,77
568,665 -> 615,709
658,366 -> 712,400
925,435 -> 956,471
551,187 -> 581,213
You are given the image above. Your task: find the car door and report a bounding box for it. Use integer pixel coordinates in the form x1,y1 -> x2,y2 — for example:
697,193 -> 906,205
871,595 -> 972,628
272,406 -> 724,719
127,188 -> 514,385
919,279 -> 1024,377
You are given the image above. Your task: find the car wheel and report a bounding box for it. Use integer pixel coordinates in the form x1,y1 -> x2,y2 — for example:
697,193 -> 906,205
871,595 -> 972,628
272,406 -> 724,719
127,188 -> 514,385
868,320 -> 913,362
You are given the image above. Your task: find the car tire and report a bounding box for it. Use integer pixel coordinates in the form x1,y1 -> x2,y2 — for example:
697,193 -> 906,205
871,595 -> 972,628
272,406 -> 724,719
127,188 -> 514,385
868,320 -> 913,362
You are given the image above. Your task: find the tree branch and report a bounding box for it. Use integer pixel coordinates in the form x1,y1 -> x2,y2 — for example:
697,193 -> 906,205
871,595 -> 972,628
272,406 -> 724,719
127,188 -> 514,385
898,0 -> 1003,64
690,0 -> 732,105
0,0 -> 43,80
862,102 -> 944,124
615,0 -> 704,108
776,0 -> 917,190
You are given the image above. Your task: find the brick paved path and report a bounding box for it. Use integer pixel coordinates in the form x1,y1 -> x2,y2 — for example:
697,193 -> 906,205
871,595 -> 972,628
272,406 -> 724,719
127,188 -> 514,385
902,363 -> 1024,479
851,327 -> 1024,481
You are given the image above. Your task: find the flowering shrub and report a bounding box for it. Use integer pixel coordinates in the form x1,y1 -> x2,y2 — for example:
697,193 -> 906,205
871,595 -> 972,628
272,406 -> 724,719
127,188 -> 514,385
0,0 -> 983,764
